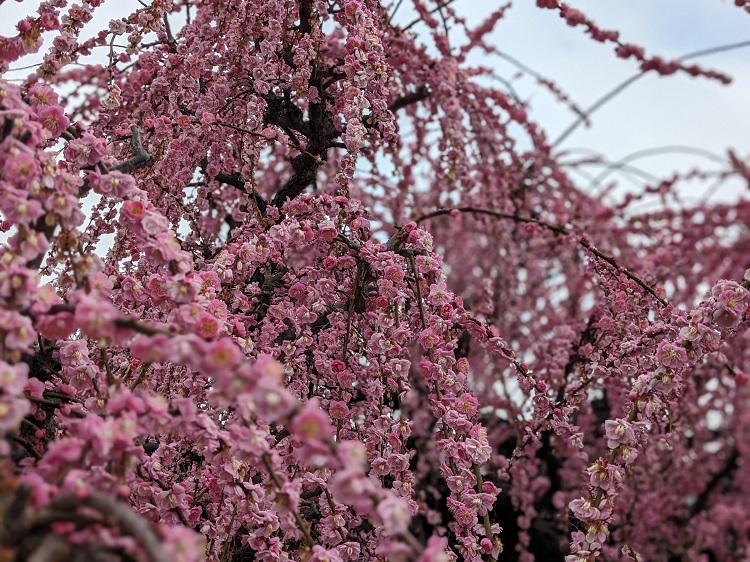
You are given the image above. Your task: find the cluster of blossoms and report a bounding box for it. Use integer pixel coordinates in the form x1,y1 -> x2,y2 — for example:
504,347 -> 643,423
563,276 -> 750,560
1,1 -> 750,562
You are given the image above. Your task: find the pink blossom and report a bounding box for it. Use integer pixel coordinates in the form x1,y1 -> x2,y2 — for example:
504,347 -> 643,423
569,497 -> 601,522
0,189 -> 44,225
201,337 -> 242,375
4,150 -> 40,186
336,370 -> 356,387
655,340 -> 688,368
65,133 -> 108,167
141,211 -> 170,236
195,311 -> 221,339
0,395 -> 28,433
308,546 -> 343,562
0,37 -> 22,62
290,398 -> 333,442
328,400 -> 350,420
418,536 -> 451,562
73,293 -> 119,340
329,468 -> 376,515
337,542 -> 361,560
0,360 -> 27,394
376,495 -> 411,536
88,170 -> 135,198
45,193 -> 84,228
2,311 -> 35,352
464,437 -> 492,464
154,483 -> 190,512
454,505 -> 478,528
462,491 -> 495,516
36,311 -> 74,339
252,374 -> 297,422
604,418 -> 636,449
41,437 -> 86,465
120,199 -> 146,222
37,104 -> 69,137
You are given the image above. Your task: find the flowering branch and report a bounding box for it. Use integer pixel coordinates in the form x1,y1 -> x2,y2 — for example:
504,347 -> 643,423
416,207 -> 669,306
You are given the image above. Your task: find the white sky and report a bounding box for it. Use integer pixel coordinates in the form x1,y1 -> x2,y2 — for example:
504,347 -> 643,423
477,1 -> 750,206
2,0 -> 749,206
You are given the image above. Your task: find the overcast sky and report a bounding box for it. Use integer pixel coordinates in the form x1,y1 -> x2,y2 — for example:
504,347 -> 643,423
446,0 -> 750,207
2,1 -> 749,206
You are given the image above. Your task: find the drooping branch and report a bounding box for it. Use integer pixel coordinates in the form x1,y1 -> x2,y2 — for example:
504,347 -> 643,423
26,126 -> 153,270
553,40 -> 750,148
416,207 -> 669,307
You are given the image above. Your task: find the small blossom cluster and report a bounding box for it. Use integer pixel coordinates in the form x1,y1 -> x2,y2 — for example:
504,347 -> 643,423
563,270 -> 750,561
0,2 -> 61,69
0,77 -> 209,559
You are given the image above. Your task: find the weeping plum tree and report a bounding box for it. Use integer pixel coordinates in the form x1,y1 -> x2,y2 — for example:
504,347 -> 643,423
0,1 -> 748,561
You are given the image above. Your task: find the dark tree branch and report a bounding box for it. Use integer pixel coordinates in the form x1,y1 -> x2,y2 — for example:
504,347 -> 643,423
266,86 -> 339,208
271,152 -> 321,207
297,0 -> 314,34
216,171 -> 268,215
389,85 -> 431,113
112,126 -> 153,174
45,493 -> 170,562
2,487 -> 169,562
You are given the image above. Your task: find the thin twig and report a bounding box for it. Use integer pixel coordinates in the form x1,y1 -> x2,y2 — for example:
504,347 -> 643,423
401,0 -> 457,33
261,453 -> 314,546
552,40 -> 750,148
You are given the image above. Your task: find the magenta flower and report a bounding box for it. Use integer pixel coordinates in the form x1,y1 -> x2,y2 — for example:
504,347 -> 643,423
37,104 -> 69,137
329,468 -> 375,515
308,546 -> 343,562
3,150 -> 39,187
0,396 -> 29,433
88,170 -> 135,198
120,199 -> 146,222
252,375 -> 296,423
201,337 -> 242,375
454,505 -> 478,528
418,536 -> 450,562
65,133 -> 107,167
328,400 -> 350,420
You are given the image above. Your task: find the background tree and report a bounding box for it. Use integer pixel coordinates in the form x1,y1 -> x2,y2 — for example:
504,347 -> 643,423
0,1 -> 749,561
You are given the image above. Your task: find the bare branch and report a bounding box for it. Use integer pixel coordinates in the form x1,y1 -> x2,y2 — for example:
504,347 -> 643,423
553,40 -> 750,148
